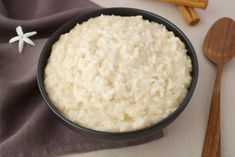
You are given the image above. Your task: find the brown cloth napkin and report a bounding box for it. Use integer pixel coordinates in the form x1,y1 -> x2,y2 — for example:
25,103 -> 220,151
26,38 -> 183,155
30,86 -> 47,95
0,0 -> 163,157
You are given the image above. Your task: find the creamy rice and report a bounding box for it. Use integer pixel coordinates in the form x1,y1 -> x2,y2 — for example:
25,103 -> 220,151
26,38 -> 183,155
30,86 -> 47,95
44,15 -> 192,132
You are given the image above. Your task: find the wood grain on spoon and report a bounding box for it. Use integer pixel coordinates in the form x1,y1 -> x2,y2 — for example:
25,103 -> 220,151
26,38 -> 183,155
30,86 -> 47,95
202,17 -> 235,157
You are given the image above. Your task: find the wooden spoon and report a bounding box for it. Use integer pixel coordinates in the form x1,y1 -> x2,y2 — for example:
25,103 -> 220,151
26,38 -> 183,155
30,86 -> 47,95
202,17 -> 235,157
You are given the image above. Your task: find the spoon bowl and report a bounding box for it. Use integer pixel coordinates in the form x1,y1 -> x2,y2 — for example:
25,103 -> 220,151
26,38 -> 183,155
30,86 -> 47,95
203,17 -> 235,64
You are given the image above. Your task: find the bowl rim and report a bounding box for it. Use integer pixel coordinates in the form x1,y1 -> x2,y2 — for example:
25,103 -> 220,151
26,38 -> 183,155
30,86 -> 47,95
37,7 -> 199,136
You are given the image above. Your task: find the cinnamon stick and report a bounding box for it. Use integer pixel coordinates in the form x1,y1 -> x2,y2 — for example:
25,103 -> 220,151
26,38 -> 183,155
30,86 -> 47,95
178,6 -> 200,25
187,7 -> 200,24
161,0 -> 208,9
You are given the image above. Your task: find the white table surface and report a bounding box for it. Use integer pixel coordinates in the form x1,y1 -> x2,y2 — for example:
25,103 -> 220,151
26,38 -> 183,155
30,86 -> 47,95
61,0 -> 235,157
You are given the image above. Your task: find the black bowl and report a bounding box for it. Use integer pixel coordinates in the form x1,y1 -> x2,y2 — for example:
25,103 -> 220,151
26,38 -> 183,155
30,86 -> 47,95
37,7 -> 198,142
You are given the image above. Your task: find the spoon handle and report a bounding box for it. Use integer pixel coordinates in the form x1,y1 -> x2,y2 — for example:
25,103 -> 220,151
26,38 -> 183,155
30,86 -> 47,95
201,64 -> 223,157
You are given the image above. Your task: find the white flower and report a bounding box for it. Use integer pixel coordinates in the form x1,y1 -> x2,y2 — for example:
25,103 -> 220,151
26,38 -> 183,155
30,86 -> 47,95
9,26 -> 37,53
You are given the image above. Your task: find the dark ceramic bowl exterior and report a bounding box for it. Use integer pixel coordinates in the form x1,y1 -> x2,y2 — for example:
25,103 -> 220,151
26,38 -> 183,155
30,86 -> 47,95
37,8 -> 198,142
